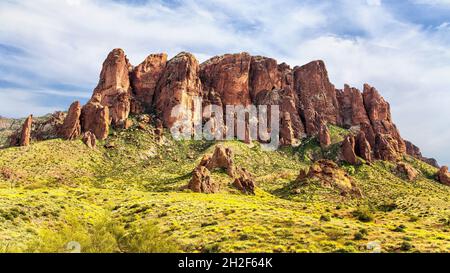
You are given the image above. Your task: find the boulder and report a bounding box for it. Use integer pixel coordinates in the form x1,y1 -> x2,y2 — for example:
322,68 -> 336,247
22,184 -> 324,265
60,101 -> 82,140
82,131 -> 96,149
395,162 -> 419,181
232,168 -> 256,195
436,166 -> 450,186
188,166 -> 218,193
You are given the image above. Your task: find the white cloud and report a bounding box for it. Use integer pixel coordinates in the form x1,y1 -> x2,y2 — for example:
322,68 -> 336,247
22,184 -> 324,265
0,0 -> 449,165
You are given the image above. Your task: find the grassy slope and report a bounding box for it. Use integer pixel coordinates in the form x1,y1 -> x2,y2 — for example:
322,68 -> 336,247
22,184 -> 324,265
0,123 -> 449,253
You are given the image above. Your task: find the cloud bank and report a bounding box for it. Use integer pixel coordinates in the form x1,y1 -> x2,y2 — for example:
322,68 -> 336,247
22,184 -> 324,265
0,0 -> 449,165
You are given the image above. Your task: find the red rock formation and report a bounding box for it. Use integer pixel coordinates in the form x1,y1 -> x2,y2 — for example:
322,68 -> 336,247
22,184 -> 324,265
296,159 -> 362,197
318,122 -> 331,148
154,52 -> 202,129
188,166 -> 218,193
249,56 -> 282,100
92,48 -> 132,127
82,131 -> 96,149
200,53 -> 252,107
81,94 -> 110,140
355,131 -> 372,162
204,145 -> 235,177
60,101 -> 81,140
374,133 -> 400,161
130,53 -> 167,113
254,88 -> 305,143
233,168 -> 256,195
337,85 -> 370,128
363,84 -> 406,155
279,112 -> 294,146
293,60 -> 340,135
19,115 -> 32,146
437,166 -> 450,186
341,135 -> 358,165
395,162 -> 418,181
404,140 -> 439,168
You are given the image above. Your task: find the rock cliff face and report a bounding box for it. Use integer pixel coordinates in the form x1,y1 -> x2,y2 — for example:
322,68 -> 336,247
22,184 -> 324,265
293,60 -> 340,135
4,48 -> 439,169
131,53 -> 168,114
92,48 -> 132,127
200,53 -> 252,107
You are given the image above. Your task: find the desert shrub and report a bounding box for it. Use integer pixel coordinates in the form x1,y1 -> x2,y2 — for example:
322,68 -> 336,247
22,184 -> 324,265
320,215 -> 331,222
26,213 -> 118,253
392,224 -> 406,233
352,208 -> 374,222
378,203 -> 397,212
353,232 -> 364,240
118,221 -> 179,253
26,212 -> 178,253
400,241 -> 413,251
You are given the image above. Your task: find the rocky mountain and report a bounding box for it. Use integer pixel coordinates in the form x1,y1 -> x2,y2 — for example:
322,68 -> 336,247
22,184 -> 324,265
5,48 -> 441,170
1,49 -> 449,253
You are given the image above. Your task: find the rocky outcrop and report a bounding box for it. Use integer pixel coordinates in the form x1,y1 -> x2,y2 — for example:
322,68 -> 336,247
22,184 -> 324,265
293,60 -> 340,135
436,166 -> 450,186
82,131 -> 96,149
295,159 -> 362,197
232,168 -> 256,195
188,166 -> 219,193
81,94 -> 110,140
60,101 -> 82,140
337,85 -> 370,128
204,145 -> 235,177
363,84 -> 405,156
200,53 -> 252,107
355,131 -> 372,162
341,135 -> 358,165
155,52 -> 202,130
19,115 -> 33,146
404,140 -> 439,168
374,133 -> 400,162
395,162 -> 419,181
130,53 -> 168,113
318,122 -> 331,148
32,112 -> 66,141
92,49 -> 132,127
188,146 -> 255,194
249,56 -> 282,100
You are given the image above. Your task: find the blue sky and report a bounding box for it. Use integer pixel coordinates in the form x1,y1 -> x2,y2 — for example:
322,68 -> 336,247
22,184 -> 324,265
0,0 -> 449,165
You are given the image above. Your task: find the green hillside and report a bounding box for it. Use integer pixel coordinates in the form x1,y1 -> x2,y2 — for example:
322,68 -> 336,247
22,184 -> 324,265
0,120 -> 449,253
